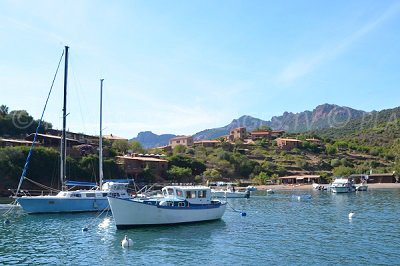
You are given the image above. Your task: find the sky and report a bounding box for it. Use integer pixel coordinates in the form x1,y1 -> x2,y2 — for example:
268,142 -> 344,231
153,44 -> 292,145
1,0 -> 400,138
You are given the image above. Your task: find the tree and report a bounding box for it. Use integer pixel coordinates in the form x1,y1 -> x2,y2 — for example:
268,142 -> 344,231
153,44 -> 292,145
332,166 -> 355,177
112,140 -> 130,154
167,166 -> 192,183
129,140 -> 144,153
252,172 -> 270,185
0,105 -> 9,116
202,168 -> 222,181
173,144 -> 187,154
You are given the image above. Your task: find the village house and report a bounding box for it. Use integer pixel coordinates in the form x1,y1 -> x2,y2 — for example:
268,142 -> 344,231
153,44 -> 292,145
271,130 -> 285,138
25,133 -> 80,148
169,136 -> 194,148
306,138 -> 322,145
350,173 -> 397,183
249,131 -> 272,141
0,138 -> 35,148
278,175 -> 321,185
46,129 -> 98,145
116,155 -> 168,181
103,134 -> 128,143
228,127 -> 247,142
276,138 -> 302,150
193,140 -> 220,148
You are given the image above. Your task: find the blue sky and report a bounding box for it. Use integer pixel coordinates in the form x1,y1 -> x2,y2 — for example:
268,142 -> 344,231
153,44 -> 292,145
1,0 -> 400,138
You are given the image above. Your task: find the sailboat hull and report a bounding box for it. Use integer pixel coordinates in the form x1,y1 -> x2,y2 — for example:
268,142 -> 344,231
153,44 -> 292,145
17,196 -> 109,214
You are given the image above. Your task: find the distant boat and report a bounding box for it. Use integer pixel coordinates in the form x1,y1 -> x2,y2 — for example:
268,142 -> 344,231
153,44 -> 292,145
246,186 -> 257,192
330,177 -> 356,193
108,185 -> 227,229
211,185 -> 250,198
15,47 -> 131,213
355,182 -> 368,191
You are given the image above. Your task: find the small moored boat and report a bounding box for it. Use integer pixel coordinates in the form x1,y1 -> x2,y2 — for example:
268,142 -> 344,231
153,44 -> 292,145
211,186 -> 250,198
330,177 -> 356,193
108,185 -> 227,229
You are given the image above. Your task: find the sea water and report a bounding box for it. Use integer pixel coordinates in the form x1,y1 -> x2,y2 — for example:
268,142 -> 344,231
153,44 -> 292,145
1,189 -> 399,265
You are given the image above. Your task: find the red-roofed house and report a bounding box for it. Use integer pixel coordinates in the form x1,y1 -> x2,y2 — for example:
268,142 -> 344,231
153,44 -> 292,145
169,136 -> 194,148
276,138 -> 302,150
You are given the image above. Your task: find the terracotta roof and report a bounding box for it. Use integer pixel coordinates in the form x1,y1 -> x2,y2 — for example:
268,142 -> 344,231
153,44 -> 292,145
194,140 -> 220,144
306,138 -> 321,142
25,133 -> 79,143
250,131 -> 271,135
170,136 -> 192,141
0,138 -> 35,145
277,138 -> 302,142
103,134 -> 127,140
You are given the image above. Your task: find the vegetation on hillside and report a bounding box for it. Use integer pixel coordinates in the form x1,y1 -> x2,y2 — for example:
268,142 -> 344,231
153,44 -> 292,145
1,104 -> 400,196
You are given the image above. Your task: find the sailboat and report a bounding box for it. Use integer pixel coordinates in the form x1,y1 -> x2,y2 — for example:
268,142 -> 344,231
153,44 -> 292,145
16,46 -> 131,214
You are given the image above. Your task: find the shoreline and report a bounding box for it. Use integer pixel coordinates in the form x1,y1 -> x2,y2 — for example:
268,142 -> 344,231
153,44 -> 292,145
254,183 -> 400,191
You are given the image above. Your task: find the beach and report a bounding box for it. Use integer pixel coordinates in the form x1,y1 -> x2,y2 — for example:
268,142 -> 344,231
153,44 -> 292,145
255,183 -> 400,191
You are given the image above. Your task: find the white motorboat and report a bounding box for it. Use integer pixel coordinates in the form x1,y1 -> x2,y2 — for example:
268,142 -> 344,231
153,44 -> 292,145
355,183 -> 368,191
211,186 -> 250,198
108,185 -> 227,229
330,177 -> 356,193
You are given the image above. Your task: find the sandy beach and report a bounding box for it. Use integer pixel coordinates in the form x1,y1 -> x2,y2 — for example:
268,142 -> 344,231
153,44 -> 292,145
254,183 -> 400,191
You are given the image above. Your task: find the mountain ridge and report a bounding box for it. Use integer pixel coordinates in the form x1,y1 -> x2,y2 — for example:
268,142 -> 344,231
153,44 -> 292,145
131,103 -> 369,148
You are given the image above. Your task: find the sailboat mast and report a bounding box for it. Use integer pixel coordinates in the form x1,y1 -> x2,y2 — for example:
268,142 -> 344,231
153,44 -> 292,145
60,46 -> 69,191
99,79 -> 104,189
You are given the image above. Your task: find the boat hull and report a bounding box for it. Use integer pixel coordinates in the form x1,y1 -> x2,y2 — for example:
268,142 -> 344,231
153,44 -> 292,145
17,196 -> 109,214
211,191 -> 250,198
355,185 -> 368,191
108,197 -> 227,228
330,186 -> 355,193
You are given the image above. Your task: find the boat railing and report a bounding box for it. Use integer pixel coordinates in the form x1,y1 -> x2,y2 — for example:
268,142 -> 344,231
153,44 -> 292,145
8,188 -> 59,197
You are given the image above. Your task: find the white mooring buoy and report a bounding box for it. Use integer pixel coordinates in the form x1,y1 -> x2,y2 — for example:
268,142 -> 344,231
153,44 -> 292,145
121,235 -> 133,248
348,212 -> 355,219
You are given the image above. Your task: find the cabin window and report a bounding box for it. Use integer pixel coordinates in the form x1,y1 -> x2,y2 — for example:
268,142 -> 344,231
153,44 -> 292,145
86,193 -> 95,197
176,190 -> 183,197
72,194 -> 81,198
102,193 -> 108,197
186,191 -> 196,198
198,190 -> 207,198
178,202 -> 185,207
167,188 -> 174,196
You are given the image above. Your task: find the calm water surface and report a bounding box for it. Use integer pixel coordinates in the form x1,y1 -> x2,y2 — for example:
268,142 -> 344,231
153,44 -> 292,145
1,189 -> 400,265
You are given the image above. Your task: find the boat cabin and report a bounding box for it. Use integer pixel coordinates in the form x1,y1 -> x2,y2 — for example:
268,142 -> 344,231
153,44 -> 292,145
161,186 -> 212,204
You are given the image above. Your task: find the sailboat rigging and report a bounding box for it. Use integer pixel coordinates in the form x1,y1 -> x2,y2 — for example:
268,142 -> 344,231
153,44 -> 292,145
15,46 -> 132,214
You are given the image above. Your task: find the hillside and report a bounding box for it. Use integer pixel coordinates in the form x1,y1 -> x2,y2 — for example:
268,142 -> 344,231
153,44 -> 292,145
313,106 -> 400,144
193,115 -> 269,140
132,104 -> 367,147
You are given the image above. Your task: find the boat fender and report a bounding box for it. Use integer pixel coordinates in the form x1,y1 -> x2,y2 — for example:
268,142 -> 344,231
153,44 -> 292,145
158,201 -> 167,206
121,235 -> 133,248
